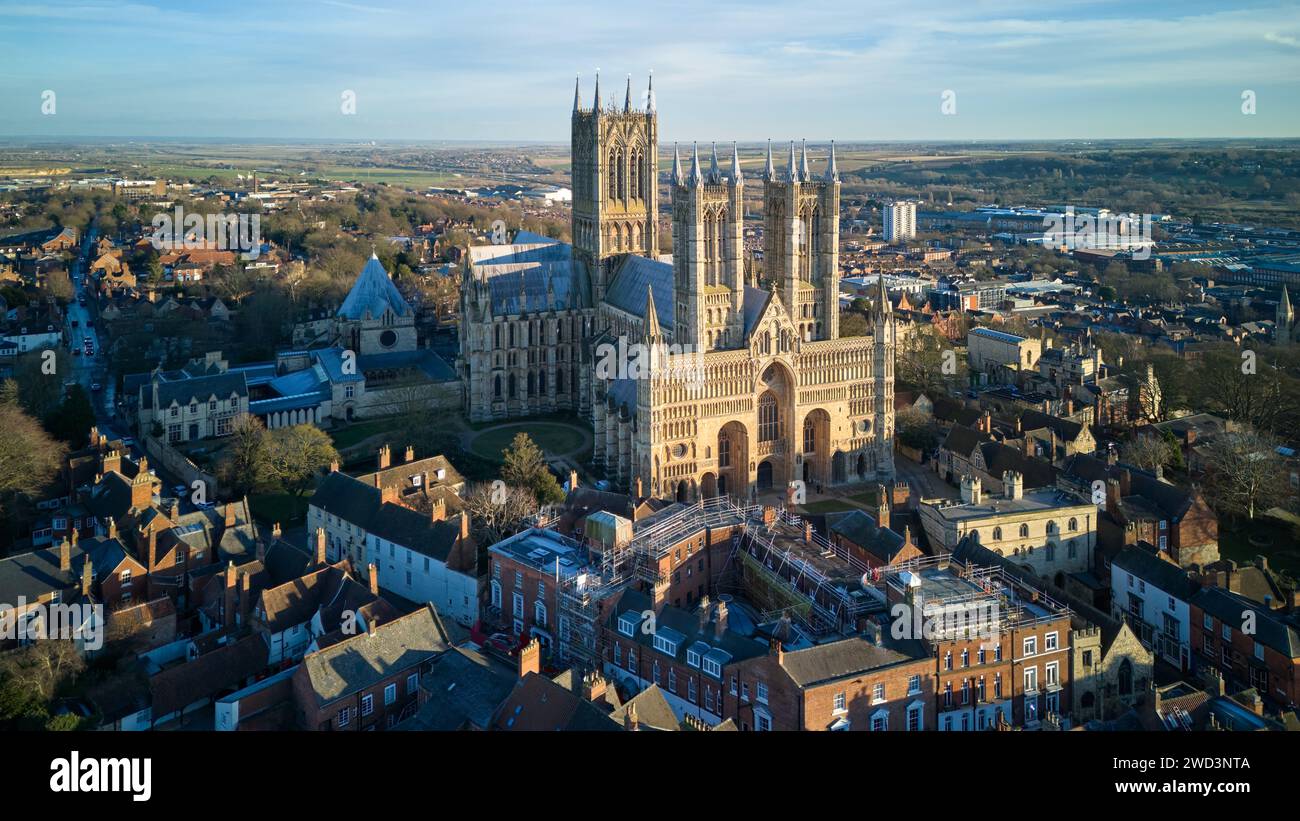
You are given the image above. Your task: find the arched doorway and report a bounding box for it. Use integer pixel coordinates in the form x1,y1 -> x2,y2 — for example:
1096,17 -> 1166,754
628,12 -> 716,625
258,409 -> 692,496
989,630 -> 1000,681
801,408 -> 831,487
757,461 -> 774,490
701,472 -> 718,499
717,421 -> 749,499
675,480 -> 689,503
855,453 -> 867,479
831,451 -> 847,484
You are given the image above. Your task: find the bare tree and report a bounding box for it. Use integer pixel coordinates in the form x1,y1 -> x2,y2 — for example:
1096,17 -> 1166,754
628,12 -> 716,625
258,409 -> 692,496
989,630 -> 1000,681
1201,428 -> 1290,521
1124,433 -> 1175,473
462,482 -> 537,546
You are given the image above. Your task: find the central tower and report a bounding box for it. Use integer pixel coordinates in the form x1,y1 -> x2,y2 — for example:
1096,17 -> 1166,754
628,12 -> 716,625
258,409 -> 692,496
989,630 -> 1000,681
571,73 -> 659,304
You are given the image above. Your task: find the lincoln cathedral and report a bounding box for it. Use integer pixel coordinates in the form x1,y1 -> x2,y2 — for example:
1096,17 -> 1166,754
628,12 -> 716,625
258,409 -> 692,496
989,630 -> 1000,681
459,75 -> 896,501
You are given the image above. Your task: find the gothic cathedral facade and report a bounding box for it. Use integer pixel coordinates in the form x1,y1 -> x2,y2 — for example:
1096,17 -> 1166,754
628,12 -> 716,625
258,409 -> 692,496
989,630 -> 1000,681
460,75 -> 896,501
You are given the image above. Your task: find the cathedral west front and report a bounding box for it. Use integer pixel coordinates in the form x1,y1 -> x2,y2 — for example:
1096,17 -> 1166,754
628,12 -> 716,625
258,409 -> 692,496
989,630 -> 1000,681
459,75 -> 896,502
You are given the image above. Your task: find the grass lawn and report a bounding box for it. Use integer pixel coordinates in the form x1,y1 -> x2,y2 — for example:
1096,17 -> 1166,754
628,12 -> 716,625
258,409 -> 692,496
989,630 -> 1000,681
329,418 -> 406,450
250,493 -> 309,527
1218,517 -> 1300,579
469,423 -> 587,462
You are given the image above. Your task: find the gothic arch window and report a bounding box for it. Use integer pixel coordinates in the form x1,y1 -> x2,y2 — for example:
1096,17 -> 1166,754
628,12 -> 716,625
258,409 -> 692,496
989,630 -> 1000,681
617,149 -> 627,201
1046,521 -> 1058,535
493,374 -> 502,398
508,374 -> 516,399
758,392 -> 779,442
608,150 -> 618,199
719,434 -> 731,468
992,527 -> 1003,540
556,369 -> 565,393
629,149 -> 640,202
527,372 -> 535,396
1068,517 -> 1078,531
1046,543 -> 1055,561
1019,523 -> 1030,538
1118,659 -> 1134,695
803,415 -> 815,454
538,371 -> 546,394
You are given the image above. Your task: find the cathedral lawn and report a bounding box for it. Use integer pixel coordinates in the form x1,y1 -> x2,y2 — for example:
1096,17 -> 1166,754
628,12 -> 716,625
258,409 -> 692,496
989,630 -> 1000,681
468,422 -> 589,462
250,493 -> 310,527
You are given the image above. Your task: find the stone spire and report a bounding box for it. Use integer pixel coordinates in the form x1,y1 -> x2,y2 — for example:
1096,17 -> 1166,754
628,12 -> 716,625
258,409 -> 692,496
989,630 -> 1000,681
671,142 -> 683,186
644,283 -> 662,342
689,141 -> 703,187
593,71 -> 601,116
786,140 -> 799,183
646,72 -> 655,113
764,138 -> 775,181
708,141 -> 721,183
799,139 -> 810,181
573,75 -> 581,112
624,74 -> 632,112
876,270 -> 892,318
731,141 -> 743,183
825,139 -> 839,182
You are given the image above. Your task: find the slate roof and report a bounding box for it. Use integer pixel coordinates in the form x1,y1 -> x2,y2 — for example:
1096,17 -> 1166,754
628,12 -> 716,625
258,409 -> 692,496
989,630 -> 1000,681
299,605 -> 452,707
395,646 -> 517,731
337,254 -> 412,320
611,684 -> 681,731
779,637 -> 919,688
493,671 -> 622,732
825,509 -> 907,562
608,588 -> 768,667
309,472 -> 469,564
1019,409 -> 1087,442
1192,586 -> 1300,658
149,633 -> 268,717
1112,544 -> 1198,598
605,255 -> 675,330
1061,454 -> 1196,522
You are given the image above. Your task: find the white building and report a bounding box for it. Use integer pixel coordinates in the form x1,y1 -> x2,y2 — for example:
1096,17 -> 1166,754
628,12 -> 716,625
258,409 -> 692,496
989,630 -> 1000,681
883,200 -> 918,243
1109,544 -> 1196,672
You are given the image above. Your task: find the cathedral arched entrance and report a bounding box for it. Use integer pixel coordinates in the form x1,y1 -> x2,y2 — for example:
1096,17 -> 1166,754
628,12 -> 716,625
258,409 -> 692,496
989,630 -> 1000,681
801,408 -> 831,486
856,453 -> 867,480
831,451 -> 847,484
756,460 -> 774,490
675,480 -> 690,503
701,472 -> 718,499
717,421 -> 749,499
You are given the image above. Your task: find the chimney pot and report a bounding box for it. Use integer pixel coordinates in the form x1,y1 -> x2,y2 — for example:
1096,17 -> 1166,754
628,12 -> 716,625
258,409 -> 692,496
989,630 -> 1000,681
367,563 -> 379,597
314,527 -> 327,565
59,538 -> 71,573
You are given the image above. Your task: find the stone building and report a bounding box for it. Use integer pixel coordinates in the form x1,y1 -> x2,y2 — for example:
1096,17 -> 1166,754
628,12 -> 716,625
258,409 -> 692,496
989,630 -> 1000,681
459,76 -> 896,500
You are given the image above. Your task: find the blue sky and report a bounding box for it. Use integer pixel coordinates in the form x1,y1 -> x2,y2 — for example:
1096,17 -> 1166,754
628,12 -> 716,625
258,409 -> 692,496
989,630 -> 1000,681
1,0 -> 1298,140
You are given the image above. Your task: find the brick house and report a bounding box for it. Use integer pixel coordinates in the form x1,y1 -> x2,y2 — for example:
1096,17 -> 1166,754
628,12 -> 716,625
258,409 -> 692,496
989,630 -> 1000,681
745,635 -> 935,731
292,604 -> 453,730
1190,586 -> 1300,708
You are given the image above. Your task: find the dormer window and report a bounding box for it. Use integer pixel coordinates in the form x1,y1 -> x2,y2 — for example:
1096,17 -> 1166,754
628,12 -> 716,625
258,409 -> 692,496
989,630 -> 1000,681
618,612 -> 639,638
653,633 -> 678,657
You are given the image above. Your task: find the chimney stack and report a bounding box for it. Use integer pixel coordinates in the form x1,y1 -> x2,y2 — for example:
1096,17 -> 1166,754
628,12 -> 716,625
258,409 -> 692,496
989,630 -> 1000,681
518,637 -> 542,678
581,671 -> 608,704
314,527 -> 327,565
329,459 -> 339,473
459,511 -> 470,541
81,554 -> 93,598
404,445 -> 415,463
367,563 -> 379,597
697,595 -> 712,632
378,444 -> 391,470
272,522 -> 282,541
224,562 -> 237,629
713,600 -> 729,640
568,469 -> 578,491
875,484 -> 890,530
430,497 -> 446,522
59,538 -> 71,573
624,702 -> 639,731
240,570 -> 252,623
224,502 -> 237,527
635,476 -> 643,498
107,518 -> 118,540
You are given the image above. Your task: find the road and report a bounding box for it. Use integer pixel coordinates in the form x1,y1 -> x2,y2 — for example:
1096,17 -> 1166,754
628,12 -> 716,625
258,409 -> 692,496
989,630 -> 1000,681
893,451 -> 961,504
